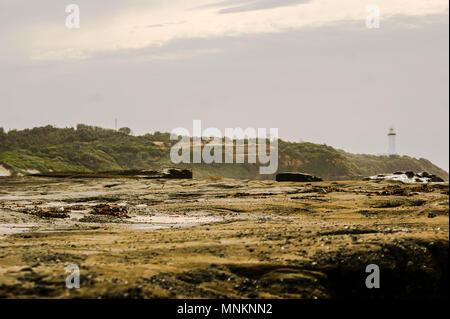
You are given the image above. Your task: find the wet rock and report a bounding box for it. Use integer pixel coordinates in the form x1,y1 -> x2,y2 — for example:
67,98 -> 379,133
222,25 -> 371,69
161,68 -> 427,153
420,172 -> 430,178
405,171 -> 415,179
91,204 -> 130,218
364,171 -> 446,183
79,215 -> 129,223
158,168 -> 193,179
29,208 -> 70,219
430,175 -> 444,183
30,168 -> 193,180
276,173 -> 323,182
104,183 -> 120,188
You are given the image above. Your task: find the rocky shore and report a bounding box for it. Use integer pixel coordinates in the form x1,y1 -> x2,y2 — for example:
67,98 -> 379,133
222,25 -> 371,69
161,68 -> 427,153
0,177 -> 448,298
364,171 -> 445,183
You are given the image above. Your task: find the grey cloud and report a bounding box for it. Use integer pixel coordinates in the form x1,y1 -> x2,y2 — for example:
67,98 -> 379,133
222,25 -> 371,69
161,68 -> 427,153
145,21 -> 186,29
198,0 -> 311,14
0,12 -> 448,171
0,0 -> 163,27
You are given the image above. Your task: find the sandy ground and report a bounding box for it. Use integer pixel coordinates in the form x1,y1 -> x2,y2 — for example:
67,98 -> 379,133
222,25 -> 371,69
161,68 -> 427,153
0,165 -> 11,177
0,177 -> 448,299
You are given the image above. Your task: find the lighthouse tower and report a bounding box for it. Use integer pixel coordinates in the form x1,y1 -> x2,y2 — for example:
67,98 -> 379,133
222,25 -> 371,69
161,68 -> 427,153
387,128 -> 397,155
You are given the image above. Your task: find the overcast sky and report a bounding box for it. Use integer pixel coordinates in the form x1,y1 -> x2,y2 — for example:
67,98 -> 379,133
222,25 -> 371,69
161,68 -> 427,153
0,0 -> 448,170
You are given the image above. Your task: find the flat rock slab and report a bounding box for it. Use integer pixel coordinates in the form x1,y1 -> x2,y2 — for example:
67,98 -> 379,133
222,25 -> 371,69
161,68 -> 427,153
0,178 -> 448,299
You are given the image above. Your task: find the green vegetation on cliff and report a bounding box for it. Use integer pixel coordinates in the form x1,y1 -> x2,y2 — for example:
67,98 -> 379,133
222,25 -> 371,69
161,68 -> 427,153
0,125 -> 447,180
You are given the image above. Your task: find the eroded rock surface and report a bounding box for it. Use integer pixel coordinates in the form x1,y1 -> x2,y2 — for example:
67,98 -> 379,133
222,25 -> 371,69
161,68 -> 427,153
0,177 -> 448,299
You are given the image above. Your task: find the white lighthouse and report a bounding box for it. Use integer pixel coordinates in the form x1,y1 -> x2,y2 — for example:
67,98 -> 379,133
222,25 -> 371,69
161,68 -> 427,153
387,128 -> 397,155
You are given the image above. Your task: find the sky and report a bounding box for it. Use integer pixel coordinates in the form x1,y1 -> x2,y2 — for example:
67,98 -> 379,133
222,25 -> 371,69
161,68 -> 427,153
0,0 -> 449,170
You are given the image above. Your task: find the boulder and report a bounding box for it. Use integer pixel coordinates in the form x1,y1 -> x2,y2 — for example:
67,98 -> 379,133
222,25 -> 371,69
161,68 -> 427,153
405,171 -> 415,179
276,172 -> 323,182
420,171 -> 430,178
161,168 -> 193,179
429,175 -> 444,183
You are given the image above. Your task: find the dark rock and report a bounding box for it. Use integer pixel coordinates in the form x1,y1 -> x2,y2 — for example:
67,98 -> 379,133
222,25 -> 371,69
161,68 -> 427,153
364,171 -> 446,183
276,173 -> 323,182
405,171 -> 415,179
104,183 -> 120,188
428,212 -> 436,218
429,175 -> 444,183
125,168 -> 193,179
30,168 -> 193,180
420,172 -> 430,178
162,168 -> 193,179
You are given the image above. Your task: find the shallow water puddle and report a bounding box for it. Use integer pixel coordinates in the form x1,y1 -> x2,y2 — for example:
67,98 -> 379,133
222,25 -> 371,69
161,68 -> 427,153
0,223 -> 37,235
129,214 -> 224,228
